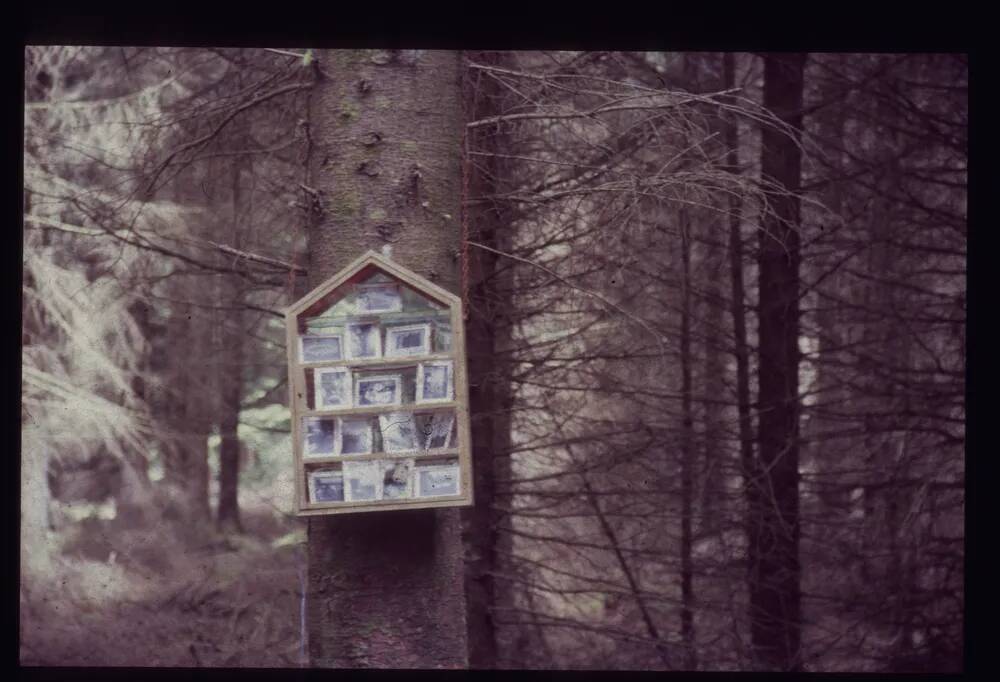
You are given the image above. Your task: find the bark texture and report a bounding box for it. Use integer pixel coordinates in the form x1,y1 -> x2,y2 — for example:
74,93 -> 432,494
749,52 -> 806,671
304,49 -> 468,669
460,50 -> 515,669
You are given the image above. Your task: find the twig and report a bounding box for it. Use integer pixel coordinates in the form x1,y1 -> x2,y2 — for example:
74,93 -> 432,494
264,48 -> 309,59
466,95 -> 713,129
465,240 -> 670,370
143,81 -> 313,197
207,241 -> 307,273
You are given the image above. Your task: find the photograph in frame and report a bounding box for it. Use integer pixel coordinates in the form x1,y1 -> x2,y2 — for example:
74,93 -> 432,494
299,332 -> 344,363
314,367 -> 351,410
384,323 -> 431,358
304,417 -> 339,458
339,417 -> 374,455
308,469 -> 345,503
345,322 -> 382,360
355,374 -> 402,408
343,460 -> 382,502
423,412 -> 455,450
434,321 -> 452,353
415,464 -> 460,498
382,458 -> 415,500
416,361 -> 453,403
354,283 -> 402,314
379,412 -> 419,453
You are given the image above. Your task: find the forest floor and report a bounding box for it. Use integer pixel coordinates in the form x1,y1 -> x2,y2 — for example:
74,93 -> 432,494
20,504 -> 308,668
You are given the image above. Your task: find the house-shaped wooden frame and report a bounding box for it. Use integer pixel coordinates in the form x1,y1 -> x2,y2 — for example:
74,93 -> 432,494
285,250 -> 473,515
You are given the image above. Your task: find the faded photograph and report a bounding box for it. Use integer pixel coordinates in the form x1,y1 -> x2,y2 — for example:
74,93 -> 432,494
381,459 -> 414,500
385,323 -> 430,358
314,368 -> 350,409
355,375 -> 401,408
345,322 -> 381,360
343,461 -> 381,502
309,469 -> 344,503
418,361 -> 452,403
354,283 -> 402,314
304,417 -> 338,457
416,465 -> 460,498
423,412 -> 455,450
339,418 -> 373,456
379,412 -> 419,453
300,333 -> 343,363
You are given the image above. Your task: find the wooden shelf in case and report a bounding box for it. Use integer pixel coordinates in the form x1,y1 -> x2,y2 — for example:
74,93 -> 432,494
302,448 -> 460,466
299,494 -> 467,516
301,401 -> 458,419
299,351 -> 454,371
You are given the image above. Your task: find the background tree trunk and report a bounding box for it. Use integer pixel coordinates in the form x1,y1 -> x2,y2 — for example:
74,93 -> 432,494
722,55 -> 756,531
678,208 -> 696,670
217,144 -> 247,533
461,50 -> 515,670
749,52 -> 806,671
304,49 -> 468,669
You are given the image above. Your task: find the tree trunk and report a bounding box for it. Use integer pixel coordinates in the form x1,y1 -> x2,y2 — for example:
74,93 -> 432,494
461,50 -> 514,670
161,174 -> 212,522
699,238 -> 727,537
216,339 -> 243,532
722,52 -> 757,665
678,209 -> 696,670
182,314 -> 212,520
304,49 -> 468,669
749,52 -> 806,671
217,143 -> 246,533
161,299 -> 212,522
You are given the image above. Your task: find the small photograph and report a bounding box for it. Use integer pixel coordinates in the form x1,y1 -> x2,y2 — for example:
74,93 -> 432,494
385,323 -> 431,358
343,461 -> 382,502
434,322 -> 452,352
308,469 -> 345,503
423,412 -> 455,450
299,332 -> 343,363
345,322 -> 382,360
355,374 -> 402,408
379,412 -> 419,453
314,367 -> 351,410
382,458 -> 415,500
339,417 -> 373,455
417,361 -> 453,403
304,417 -> 338,457
415,464 -> 460,498
354,283 -> 402,314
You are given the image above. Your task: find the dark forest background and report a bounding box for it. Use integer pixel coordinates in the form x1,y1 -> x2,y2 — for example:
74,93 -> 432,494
21,48 -> 965,671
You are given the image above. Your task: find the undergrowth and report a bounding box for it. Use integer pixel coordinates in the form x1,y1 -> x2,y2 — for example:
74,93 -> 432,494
20,506 -> 307,667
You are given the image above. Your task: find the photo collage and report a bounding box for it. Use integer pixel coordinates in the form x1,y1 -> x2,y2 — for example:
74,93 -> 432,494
296,277 -> 461,506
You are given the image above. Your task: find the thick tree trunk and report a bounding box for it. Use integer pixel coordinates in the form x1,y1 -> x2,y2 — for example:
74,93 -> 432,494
304,49 -> 468,668
749,52 -> 806,671
461,50 -> 514,670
